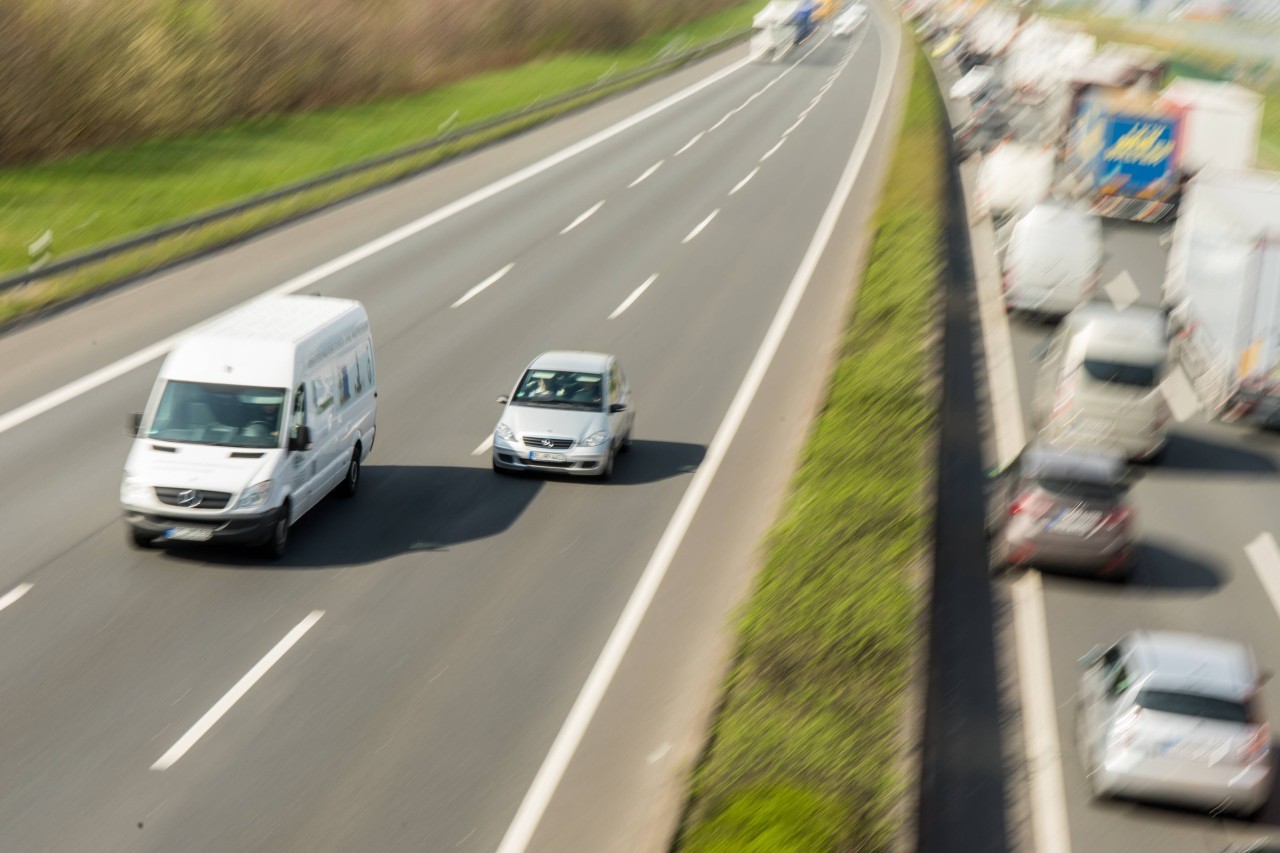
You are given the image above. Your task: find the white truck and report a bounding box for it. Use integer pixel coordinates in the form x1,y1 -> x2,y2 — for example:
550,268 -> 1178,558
1164,170 -> 1280,425
751,1 -> 800,62
1157,78 -> 1263,179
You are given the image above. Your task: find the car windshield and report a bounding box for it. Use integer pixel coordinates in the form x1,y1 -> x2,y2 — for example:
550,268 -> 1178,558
147,381 -> 287,449
510,370 -> 604,412
1036,477 -> 1121,502
1136,689 -> 1252,724
1082,359 -> 1159,388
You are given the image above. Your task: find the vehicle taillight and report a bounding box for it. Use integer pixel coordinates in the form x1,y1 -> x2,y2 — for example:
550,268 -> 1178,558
1101,507 -> 1132,530
1010,491 -> 1052,519
1240,724 -> 1271,765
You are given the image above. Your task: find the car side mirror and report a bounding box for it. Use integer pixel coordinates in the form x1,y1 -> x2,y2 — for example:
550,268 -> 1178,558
1078,645 -> 1104,669
127,412 -> 142,437
497,395 -> 509,405
609,403 -> 628,413
289,425 -> 313,452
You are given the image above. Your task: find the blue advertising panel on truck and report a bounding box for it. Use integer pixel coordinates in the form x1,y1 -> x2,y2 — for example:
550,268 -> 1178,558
1067,91 -> 1184,223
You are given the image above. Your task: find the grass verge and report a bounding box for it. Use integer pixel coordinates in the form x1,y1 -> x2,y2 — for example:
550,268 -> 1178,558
0,0 -> 757,325
674,45 -> 942,853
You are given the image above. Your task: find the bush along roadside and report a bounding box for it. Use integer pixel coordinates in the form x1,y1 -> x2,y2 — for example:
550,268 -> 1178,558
0,0 -> 757,327
673,45 -> 944,853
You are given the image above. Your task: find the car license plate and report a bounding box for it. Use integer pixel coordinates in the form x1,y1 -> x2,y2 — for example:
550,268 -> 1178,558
165,527 -> 212,542
529,451 -> 566,463
1048,510 -> 1100,536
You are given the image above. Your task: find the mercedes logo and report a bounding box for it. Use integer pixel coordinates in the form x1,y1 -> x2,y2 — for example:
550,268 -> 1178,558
177,489 -> 203,507
541,439 -> 554,447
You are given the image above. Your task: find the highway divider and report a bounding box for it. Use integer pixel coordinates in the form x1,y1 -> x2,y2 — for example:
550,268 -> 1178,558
672,41 -> 944,853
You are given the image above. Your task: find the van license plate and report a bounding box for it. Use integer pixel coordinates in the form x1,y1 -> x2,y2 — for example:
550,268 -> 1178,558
530,451 -> 566,462
166,527 -> 213,542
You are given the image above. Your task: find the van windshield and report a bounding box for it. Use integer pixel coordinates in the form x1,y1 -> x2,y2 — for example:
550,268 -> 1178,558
1082,359 -> 1159,388
147,381 -> 287,449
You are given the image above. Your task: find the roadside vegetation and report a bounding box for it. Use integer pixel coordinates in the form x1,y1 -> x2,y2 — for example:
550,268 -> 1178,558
675,46 -> 942,853
0,1 -> 755,324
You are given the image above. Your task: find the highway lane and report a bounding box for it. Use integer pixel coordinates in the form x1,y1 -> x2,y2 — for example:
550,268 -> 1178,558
1000,221 -> 1280,851
0,17 -> 898,853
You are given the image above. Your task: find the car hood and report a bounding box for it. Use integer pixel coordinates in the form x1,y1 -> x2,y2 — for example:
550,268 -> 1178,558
501,405 -> 607,441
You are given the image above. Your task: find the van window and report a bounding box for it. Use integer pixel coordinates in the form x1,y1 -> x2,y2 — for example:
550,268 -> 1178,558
359,343 -> 375,388
338,363 -> 353,407
1082,359 -> 1159,388
312,375 -> 335,414
291,384 -> 307,438
609,365 -> 622,405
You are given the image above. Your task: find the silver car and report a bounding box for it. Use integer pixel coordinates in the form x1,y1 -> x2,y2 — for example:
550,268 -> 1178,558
1076,631 -> 1273,816
492,351 -> 635,479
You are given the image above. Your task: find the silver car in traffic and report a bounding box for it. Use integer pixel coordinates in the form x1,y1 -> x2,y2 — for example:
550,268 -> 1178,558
1076,631 -> 1273,816
492,351 -> 635,479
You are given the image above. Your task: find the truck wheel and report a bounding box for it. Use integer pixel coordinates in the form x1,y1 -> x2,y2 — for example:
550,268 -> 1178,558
339,446 -> 361,498
127,526 -> 154,550
262,504 -> 290,560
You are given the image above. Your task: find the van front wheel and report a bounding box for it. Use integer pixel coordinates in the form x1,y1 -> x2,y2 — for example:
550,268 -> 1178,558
262,505 -> 290,560
339,447 -> 361,498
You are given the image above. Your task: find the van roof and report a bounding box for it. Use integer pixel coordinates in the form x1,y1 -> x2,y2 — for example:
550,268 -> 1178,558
162,296 -> 365,388
1064,304 -> 1167,359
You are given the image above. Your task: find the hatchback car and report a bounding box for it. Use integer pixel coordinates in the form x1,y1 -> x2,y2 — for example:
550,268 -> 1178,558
492,351 -> 635,479
1076,631 -> 1273,816
988,443 -> 1134,578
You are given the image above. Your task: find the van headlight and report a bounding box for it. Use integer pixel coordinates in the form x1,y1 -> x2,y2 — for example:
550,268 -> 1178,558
120,474 -> 151,505
495,422 -> 516,442
580,431 -> 611,447
235,480 -> 274,510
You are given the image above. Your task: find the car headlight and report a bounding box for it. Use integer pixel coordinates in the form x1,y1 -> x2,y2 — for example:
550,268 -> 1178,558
495,422 -> 516,442
580,431 -> 611,448
120,474 -> 151,505
235,480 -> 274,510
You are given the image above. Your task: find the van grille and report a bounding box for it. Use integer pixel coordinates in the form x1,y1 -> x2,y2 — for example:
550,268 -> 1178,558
521,436 -> 574,450
155,487 -> 232,510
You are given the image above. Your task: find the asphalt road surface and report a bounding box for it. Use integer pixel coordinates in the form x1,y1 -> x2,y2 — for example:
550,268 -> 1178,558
0,12 -> 903,853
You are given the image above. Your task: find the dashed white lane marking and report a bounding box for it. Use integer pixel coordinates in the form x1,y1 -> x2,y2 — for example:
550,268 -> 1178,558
760,138 -> 786,161
709,114 -> 732,132
452,263 -> 515,308
682,210 -> 719,244
152,610 -> 325,770
628,161 -> 664,187
608,274 -> 658,320
646,743 -> 672,764
472,434 -> 494,456
1245,533 -> 1280,621
784,116 -> 805,136
560,201 -> 605,234
676,131 -> 705,155
0,583 -> 32,613
730,168 -> 760,196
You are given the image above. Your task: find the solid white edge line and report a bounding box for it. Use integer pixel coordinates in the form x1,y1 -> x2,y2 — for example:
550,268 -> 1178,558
681,210 -> 720,244
760,137 -> 786,162
730,168 -> 760,196
493,15 -> 897,853
0,52 -> 757,439
607,274 -> 658,320
451,263 -> 515,308
1011,575 -> 1072,853
0,583 -> 33,613
152,610 -> 324,771
628,160 -> 664,188
1245,533 -> 1280,618
472,434 -> 495,456
560,200 -> 605,234
675,131 -> 705,155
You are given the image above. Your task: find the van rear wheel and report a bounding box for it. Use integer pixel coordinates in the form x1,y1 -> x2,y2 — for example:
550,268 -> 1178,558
339,447 -> 361,498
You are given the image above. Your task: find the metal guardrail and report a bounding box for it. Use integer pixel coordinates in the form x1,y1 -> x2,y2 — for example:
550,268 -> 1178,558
0,28 -> 749,295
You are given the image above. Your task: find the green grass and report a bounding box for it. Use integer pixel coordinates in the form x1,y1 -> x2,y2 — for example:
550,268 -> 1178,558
676,45 -> 942,853
0,0 -> 757,321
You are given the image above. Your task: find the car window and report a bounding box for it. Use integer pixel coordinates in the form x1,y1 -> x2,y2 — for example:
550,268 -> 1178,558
511,370 -> 604,411
1136,689 -> 1251,724
1036,477 -> 1121,502
1082,359 -> 1159,388
609,365 -> 621,406
1107,665 -> 1131,697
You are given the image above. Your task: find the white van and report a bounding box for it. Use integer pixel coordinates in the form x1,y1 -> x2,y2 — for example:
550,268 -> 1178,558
121,295 -> 376,558
1003,201 -> 1103,318
1033,304 -> 1170,462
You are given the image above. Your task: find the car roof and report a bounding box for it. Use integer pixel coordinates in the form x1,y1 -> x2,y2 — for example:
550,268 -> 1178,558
1022,442 -> 1125,485
1123,631 -> 1257,701
527,351 -> 613,373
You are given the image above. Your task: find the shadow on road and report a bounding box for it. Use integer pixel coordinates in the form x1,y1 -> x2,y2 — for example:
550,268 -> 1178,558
1125,541 -> 1225,592
157,439 -> 704,568
916,129 -> 1011,853
1154,432 -> 1279,476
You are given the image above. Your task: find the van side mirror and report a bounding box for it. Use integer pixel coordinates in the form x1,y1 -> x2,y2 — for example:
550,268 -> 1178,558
127,412 -> 142,437
497,395 -> 509,405
609,403 -> 628,414
1078,645 -> 1104,669
289,425 -> 313,452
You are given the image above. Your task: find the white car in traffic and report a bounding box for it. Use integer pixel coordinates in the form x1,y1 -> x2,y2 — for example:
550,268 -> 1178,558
492,351 -> 635,479
832,4 -> 867,36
